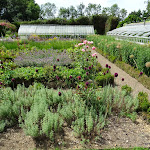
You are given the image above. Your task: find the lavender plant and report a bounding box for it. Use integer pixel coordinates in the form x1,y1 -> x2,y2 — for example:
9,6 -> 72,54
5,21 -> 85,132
14,49 -> 72,67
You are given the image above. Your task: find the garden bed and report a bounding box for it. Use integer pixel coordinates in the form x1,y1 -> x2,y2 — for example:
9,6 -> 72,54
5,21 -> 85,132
0,38 -> 150,149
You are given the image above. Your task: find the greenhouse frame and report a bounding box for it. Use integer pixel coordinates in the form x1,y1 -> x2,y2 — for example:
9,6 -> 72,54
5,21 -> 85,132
107,24 -> 150,43
18,24 -> 95,39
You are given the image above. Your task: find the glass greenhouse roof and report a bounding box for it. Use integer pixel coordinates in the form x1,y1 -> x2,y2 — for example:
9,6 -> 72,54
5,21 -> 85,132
107,24 -> 150,37
18,24 -> 95,36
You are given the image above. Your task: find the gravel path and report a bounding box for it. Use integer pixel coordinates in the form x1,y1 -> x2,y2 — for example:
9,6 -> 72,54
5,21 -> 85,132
91,49 -> 150,100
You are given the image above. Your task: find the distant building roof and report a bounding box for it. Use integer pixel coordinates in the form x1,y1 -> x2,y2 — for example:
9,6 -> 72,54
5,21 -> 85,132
18,24 -> 95,36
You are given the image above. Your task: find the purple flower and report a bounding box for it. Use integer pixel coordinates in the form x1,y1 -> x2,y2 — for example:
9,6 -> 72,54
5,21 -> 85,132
57,59 -> 59,62
122,78 -> 124,81
69,75 -> 72,79
139,72 -> 143,76
114,73 -> 118,77
77,85 -> 80,88
86,58 -> 88,61
89,66 -> 92,70
84,67 -> 87,70
91,65 -> 93,68
108,66 -> 111,69
53,69 -> 56,72
35,69 -> 38,72
11,78 -> 15,82
56,76 -> 60,80
86,82 -> 89,86
78,76 -> 81,80
53,65 -> 56,69
0,61 -> 3,64
103,72 -> 106,75
106,64 -> 108,68
86,72 -> 89,75
106,70 -> 109,73
1,66 -> 4,69
0,82 -> 2,85
58,92 -> 61,96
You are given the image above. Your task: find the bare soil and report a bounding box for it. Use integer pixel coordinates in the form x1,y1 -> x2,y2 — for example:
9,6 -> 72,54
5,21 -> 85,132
0,115 -> 150,150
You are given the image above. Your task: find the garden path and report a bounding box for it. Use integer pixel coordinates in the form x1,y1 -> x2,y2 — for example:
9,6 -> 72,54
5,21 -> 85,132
91,49 -> 150,100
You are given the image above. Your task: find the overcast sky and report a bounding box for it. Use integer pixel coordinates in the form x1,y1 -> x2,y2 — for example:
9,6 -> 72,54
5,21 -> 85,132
35,0 -> 147,15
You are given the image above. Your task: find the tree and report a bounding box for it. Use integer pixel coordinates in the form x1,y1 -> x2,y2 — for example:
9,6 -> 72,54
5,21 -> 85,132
110,4 -> 120,17
85,3 -> 101,16
40,2 -> 56,19
120,8 -> 127,20
145,0 -> 150,15
102,7 -> 110,15
142,10 -> 149,19
77,3 -> 85,17
69,6 -> 77,19
59,7 -> 70,19
96,4 -> 102,15
0,0 -> 40,22
129,10 -> 142,18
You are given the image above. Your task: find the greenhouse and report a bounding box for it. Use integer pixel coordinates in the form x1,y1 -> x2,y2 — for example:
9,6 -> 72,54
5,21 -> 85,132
18,24 -> 95,39
107,24 -> 150,43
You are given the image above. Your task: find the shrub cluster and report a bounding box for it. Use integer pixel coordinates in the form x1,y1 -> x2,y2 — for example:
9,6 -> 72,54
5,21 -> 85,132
0,84 -> 139,142
0,20 -> 16,37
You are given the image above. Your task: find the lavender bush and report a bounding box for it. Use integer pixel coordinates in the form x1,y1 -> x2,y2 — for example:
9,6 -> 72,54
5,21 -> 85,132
14,49 -> 72,67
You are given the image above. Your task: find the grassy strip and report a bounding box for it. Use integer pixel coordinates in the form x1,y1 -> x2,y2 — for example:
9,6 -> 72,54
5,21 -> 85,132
0,39 -> 79,51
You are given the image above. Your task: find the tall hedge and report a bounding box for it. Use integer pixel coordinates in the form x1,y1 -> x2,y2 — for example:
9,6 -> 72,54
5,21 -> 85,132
14,15 -> 118,35
105,16 -> 119,33
92,15 -> 108,35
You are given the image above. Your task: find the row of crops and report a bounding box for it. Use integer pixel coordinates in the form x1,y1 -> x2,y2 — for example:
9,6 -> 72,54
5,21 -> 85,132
87,35 -> 150,76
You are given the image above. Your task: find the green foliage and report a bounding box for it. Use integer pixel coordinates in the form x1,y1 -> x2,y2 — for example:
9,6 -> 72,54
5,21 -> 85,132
95,73 -> 114,87
108,55 -> 117,63
86,35 -> 150,76
137,92 -> 150,112
0,0 -> 40,22
0,39 -> 79,51
92,14 -> 108,35
0,84 -> 139,141
0,21 -> 16,37
105,16 -> 119,33
121,85 -> 132,96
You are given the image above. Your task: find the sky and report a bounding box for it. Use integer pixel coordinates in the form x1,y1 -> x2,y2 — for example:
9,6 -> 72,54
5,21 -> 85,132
35,0 -> 147,15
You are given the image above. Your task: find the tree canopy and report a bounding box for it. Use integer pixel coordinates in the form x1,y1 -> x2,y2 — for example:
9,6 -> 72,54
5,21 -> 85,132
0,0 -> 40,22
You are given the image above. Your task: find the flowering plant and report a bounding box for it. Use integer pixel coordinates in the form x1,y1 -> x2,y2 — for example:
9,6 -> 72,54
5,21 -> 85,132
0,21 -> 16,37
